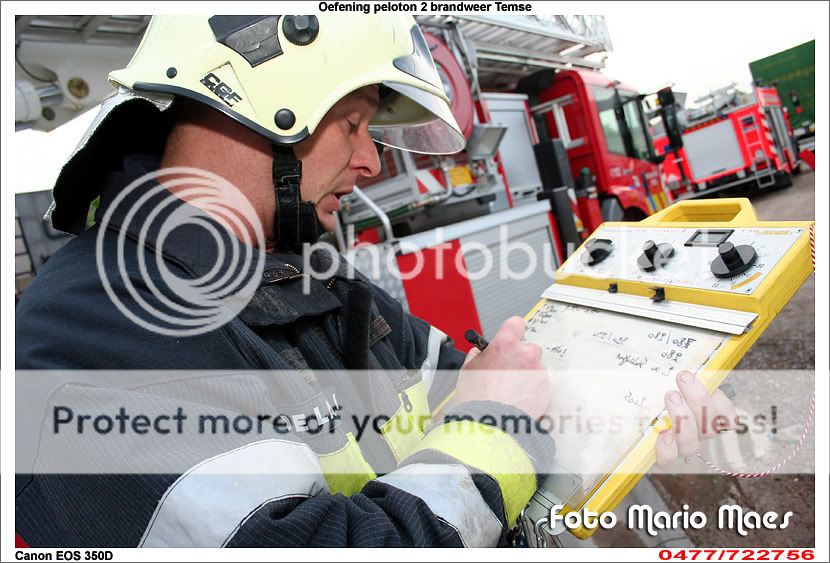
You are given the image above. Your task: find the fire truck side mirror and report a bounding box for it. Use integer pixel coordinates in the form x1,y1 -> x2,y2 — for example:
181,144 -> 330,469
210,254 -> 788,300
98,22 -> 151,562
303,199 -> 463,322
657,87 -> 684,151
657,87 -> 675,107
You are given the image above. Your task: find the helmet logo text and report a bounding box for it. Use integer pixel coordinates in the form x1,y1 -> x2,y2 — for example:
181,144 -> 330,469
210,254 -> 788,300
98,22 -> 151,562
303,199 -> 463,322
200,73 -> 243,107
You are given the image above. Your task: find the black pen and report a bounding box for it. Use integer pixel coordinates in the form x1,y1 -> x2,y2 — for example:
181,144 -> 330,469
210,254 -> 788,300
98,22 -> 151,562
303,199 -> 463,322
465,329 -> 489,351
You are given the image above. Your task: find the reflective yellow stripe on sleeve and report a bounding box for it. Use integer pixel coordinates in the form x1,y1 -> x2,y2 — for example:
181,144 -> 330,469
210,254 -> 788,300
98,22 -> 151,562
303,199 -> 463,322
318,432 -> 377,496
407,419 -> 536,525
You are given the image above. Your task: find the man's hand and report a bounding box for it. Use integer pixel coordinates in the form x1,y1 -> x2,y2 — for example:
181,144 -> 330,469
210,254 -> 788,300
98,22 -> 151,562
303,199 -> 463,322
656,370 -> 738,468
450,316 -> 550,419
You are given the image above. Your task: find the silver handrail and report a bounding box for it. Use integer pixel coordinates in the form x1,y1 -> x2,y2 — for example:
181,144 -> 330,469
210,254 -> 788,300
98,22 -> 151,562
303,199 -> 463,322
350,186 -> 395,243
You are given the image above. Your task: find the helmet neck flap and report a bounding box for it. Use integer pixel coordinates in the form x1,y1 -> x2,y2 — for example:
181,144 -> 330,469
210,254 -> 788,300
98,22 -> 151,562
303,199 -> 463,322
271,144 -> 323,254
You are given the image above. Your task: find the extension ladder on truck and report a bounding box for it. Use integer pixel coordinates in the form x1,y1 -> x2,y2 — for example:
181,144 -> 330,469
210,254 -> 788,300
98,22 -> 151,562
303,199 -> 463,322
415,15 -> 612,91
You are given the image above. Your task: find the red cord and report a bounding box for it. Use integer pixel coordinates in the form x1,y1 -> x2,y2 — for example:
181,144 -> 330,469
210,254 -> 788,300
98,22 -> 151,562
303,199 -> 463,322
694,224 -> 816,478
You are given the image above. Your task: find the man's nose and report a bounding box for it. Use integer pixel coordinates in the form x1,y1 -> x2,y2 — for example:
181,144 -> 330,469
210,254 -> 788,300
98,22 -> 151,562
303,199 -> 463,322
352,130 -> 382,178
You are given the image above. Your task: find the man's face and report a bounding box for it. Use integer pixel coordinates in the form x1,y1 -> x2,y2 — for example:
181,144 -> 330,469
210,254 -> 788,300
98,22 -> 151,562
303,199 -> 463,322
293,85 -> 382,232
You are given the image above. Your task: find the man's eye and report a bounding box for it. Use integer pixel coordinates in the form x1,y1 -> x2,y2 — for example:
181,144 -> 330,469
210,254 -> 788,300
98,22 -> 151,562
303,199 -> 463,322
347,121 -> 359,133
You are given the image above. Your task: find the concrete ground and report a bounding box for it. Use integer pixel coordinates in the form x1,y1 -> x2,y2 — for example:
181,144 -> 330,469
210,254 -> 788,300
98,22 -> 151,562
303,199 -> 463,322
575,172 -> 817,548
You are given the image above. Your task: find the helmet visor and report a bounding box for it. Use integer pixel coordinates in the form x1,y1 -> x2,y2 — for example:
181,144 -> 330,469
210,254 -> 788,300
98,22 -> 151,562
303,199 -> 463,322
369,81 -> 465,155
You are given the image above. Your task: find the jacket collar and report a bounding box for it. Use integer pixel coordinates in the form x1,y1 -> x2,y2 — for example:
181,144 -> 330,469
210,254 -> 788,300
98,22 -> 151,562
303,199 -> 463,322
96,155 -> 344,327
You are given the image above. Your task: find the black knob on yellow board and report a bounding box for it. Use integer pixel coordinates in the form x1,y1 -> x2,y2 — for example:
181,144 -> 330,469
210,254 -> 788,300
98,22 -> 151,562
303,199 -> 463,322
637,240 -> 674,272
582,238 -> 613,266
711,242 -> 757,278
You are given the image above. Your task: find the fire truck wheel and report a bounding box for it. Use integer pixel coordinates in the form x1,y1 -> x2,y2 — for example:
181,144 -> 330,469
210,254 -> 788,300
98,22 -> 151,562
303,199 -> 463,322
791,161 -> 802,176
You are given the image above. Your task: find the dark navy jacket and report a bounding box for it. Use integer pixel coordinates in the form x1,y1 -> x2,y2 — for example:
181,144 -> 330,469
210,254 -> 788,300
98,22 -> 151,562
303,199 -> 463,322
15,156 -> 553,547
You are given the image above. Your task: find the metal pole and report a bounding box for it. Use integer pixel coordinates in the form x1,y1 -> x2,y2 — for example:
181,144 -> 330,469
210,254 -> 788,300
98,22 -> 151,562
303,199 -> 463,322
350,186 -> 395,243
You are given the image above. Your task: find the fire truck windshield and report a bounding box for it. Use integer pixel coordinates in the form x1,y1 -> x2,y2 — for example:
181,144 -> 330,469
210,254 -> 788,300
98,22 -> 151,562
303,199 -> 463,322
592,86 -> 654,162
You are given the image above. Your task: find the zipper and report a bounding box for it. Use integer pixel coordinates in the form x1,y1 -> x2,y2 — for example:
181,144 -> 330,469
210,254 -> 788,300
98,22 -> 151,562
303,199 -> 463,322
401,391 -> 413,413
262,273 -> 304,285
275,261 -> 337,289
261,263 -> 304,285
274,263 -> 336,289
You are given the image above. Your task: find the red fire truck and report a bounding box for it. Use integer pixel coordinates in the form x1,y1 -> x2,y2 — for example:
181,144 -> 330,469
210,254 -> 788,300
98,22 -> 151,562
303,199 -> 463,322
652,83 -> 800,198
529,68 -> 675,222
336,15 -> 680,350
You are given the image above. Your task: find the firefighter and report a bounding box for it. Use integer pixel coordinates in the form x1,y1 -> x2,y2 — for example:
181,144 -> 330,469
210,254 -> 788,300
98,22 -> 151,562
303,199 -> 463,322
15,15 -> 734,547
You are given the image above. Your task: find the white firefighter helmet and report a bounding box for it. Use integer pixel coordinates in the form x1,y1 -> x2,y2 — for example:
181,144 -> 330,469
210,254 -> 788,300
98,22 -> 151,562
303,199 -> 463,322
49,15 -> 465,235
110,14 -> 465,154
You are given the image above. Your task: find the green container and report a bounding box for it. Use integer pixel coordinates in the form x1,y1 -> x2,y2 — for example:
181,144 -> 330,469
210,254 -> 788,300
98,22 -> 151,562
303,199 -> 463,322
749,40 -> 815,133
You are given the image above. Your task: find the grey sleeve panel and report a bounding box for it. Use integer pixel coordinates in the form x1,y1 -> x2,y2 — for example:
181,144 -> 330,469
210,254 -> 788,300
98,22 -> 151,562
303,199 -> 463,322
376,463 -> 501,547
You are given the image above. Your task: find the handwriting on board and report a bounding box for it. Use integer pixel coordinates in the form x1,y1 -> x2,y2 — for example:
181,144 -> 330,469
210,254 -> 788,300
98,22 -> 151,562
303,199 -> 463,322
523,299 -> 728,481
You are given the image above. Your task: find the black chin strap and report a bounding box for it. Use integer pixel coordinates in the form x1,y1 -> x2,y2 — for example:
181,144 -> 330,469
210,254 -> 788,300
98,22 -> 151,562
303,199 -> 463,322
272,144 -> 324,254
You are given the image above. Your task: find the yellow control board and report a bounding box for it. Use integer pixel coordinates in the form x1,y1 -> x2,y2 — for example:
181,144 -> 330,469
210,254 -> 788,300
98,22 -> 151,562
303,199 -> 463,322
522,198 -> 814,540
